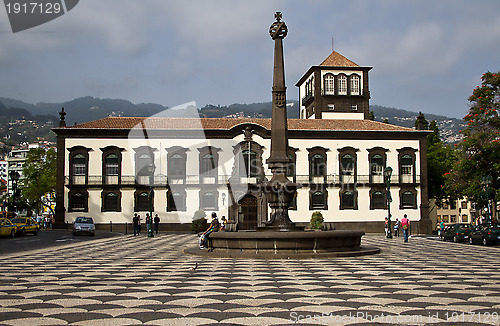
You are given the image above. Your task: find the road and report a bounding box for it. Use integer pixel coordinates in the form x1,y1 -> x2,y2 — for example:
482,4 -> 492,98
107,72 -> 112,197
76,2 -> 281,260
0,229 -> 122,256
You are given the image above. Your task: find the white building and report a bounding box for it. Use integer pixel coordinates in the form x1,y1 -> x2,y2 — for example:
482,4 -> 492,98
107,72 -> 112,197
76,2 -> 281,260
6,148 -> 28,196
53,51 -> 431,233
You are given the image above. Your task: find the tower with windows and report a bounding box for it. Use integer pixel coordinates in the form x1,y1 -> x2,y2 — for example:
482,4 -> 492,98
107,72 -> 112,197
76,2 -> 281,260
296,51 -> 372,120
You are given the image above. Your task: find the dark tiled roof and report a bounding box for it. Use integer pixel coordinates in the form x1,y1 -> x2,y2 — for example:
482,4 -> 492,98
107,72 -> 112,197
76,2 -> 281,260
320,51 -> 359,67
67,117 -> 416,132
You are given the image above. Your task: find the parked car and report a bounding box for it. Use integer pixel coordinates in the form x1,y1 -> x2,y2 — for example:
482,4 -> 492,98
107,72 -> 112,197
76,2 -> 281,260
442,223 -> 472,242
73,217 -> 95,236
11,217 -> 40,236
0,217 -> 17,237
469,224 -> 500,246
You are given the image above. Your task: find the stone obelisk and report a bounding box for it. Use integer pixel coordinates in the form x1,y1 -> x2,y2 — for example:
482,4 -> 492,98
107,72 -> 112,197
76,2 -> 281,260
262,12 -> 300,231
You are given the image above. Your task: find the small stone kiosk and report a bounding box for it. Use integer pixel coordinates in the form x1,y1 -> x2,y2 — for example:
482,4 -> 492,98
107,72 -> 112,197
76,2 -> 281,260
188,13 -> 379,259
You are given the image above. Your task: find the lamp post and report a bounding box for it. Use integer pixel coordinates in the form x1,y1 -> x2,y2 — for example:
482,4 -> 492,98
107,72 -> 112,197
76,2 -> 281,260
9,170 -> 20,214
146,163 -> 155,238
482,175 -> 492,224
384,167 -> 393,239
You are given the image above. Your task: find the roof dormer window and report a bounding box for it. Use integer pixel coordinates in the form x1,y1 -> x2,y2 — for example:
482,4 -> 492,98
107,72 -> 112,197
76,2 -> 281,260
323,73 -> 335,95
338,75 -> 347,95
350,74 -> 360,95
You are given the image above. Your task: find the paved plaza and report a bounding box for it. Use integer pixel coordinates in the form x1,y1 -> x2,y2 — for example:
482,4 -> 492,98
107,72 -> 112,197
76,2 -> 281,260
0,233 -> 499,325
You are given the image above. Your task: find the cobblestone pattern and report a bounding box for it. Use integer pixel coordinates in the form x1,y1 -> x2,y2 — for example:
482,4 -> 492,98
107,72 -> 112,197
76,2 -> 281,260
0,234 -> 499,325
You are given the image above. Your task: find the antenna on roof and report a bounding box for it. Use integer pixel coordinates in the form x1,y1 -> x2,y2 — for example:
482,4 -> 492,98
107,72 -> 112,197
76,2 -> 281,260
332,37 -> 334,52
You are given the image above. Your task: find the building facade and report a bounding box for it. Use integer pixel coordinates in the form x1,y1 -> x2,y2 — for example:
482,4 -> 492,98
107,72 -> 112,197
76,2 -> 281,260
53,51 -> 431,233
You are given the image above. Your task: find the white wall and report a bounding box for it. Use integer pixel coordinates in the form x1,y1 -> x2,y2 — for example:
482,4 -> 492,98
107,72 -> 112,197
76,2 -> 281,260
64,136 -> 421,225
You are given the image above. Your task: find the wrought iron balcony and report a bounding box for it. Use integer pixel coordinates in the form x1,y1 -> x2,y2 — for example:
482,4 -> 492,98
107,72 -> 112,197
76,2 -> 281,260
65,174 -> 420,188
301,93 -> 313,105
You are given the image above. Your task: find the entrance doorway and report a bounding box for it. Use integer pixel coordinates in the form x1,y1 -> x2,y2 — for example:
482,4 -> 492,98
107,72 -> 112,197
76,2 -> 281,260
238,195 -> 258,230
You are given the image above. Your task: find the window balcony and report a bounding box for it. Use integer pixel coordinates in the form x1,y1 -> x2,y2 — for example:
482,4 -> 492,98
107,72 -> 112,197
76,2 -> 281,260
301,93 -> 314,106
65,174 -> 420,188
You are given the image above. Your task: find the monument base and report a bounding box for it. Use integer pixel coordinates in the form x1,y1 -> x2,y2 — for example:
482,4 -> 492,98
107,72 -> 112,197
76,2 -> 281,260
185,230 -> 380,259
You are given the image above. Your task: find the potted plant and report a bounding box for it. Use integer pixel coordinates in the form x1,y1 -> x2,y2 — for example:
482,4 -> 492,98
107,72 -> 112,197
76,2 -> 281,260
308,211 -> 324,230
191,209 -> 208,233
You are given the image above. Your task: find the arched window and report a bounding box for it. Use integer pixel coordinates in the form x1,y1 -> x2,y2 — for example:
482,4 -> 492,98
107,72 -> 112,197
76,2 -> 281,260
370,154 -> 384,183
102,191 -> 120,212
311,154 -> 325,177
135,191 -> 152,212
169,153 -> 184,176
401,154 -> 414,183
201,191 -> 217,210
338,75 -> 347,95
134,146 -> 156,185
350,74 -> 360,95
104,153 -> 119,184
341,191 -> 356,210
69,191 -> 87,212
137,153 -> 152,175
241,150 -> 258,177
199,146 -> 221,184
401,190 -> 416,209
341,154 -> 355,175
324,73 -> 335,95
71,153 -> 87,185
371,191 -> 386,210
167,189 -> 186,212
312,191 -> 326,209
201,153 -> 216,176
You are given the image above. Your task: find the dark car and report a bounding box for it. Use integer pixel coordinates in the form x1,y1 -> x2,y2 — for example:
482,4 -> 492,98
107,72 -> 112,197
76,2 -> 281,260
469,224 -> 500,246
442,223 -> 472,242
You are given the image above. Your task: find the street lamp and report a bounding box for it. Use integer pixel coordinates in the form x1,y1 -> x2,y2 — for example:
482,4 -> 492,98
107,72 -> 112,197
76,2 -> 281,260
9,170 -> 20,214
482,175 -> 492,224
146,163 -> 155,238
384,167 -> 393,239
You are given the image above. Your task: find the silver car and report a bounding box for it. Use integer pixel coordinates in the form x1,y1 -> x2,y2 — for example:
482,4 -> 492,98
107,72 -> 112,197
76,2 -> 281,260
73,216 -> 95,236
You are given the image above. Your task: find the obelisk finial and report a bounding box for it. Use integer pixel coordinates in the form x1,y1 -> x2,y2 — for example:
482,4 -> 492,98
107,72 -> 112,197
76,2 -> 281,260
275,11 -> 282,22
59,108 -> 66,128
269,11 -> 287,40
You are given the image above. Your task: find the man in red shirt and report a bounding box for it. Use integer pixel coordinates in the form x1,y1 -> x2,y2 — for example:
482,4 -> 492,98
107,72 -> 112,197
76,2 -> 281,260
401,214 -> 410,242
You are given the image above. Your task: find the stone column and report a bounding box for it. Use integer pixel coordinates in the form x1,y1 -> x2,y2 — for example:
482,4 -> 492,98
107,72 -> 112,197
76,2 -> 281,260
262,12 -> 300,231
53,108 -> 66,229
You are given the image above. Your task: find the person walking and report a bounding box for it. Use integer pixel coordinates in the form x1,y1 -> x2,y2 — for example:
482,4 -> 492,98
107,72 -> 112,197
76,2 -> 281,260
133,213 -> 140,236
384,217 -> 388,237
154,214 -> 160,234
439,219 -> 445,239
394,218 -> 400,237
401,214 -> 410,242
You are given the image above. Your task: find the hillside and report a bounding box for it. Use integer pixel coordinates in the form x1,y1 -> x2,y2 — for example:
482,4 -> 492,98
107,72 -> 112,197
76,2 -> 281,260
0,96 -> 466,144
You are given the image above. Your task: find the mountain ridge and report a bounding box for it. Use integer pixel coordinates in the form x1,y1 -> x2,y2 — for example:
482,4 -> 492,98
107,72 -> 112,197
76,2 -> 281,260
0,96 -> 465,143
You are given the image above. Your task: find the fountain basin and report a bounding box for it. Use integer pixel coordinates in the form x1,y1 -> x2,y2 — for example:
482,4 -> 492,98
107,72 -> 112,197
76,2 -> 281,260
185,230 -> 380,259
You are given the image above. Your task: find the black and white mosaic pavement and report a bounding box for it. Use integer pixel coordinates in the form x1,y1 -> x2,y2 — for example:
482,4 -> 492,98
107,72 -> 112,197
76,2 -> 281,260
1,234 -> 500,325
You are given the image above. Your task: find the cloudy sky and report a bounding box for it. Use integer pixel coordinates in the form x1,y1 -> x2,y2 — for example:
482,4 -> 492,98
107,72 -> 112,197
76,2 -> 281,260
1,0 -> 499,119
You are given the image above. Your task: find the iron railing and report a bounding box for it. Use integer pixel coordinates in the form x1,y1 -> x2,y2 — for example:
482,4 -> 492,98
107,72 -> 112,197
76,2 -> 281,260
65,174 -> 420,187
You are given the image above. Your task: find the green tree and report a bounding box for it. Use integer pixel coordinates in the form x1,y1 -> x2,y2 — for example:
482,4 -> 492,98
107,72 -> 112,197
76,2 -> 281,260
368,111 -> 375,120
445,71 -> 500,204
21,147 -> 57,215
417,114 -> 457,203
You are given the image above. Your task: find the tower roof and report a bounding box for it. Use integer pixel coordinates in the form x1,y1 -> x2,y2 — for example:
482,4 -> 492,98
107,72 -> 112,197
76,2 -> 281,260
320,51 -> 359,67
